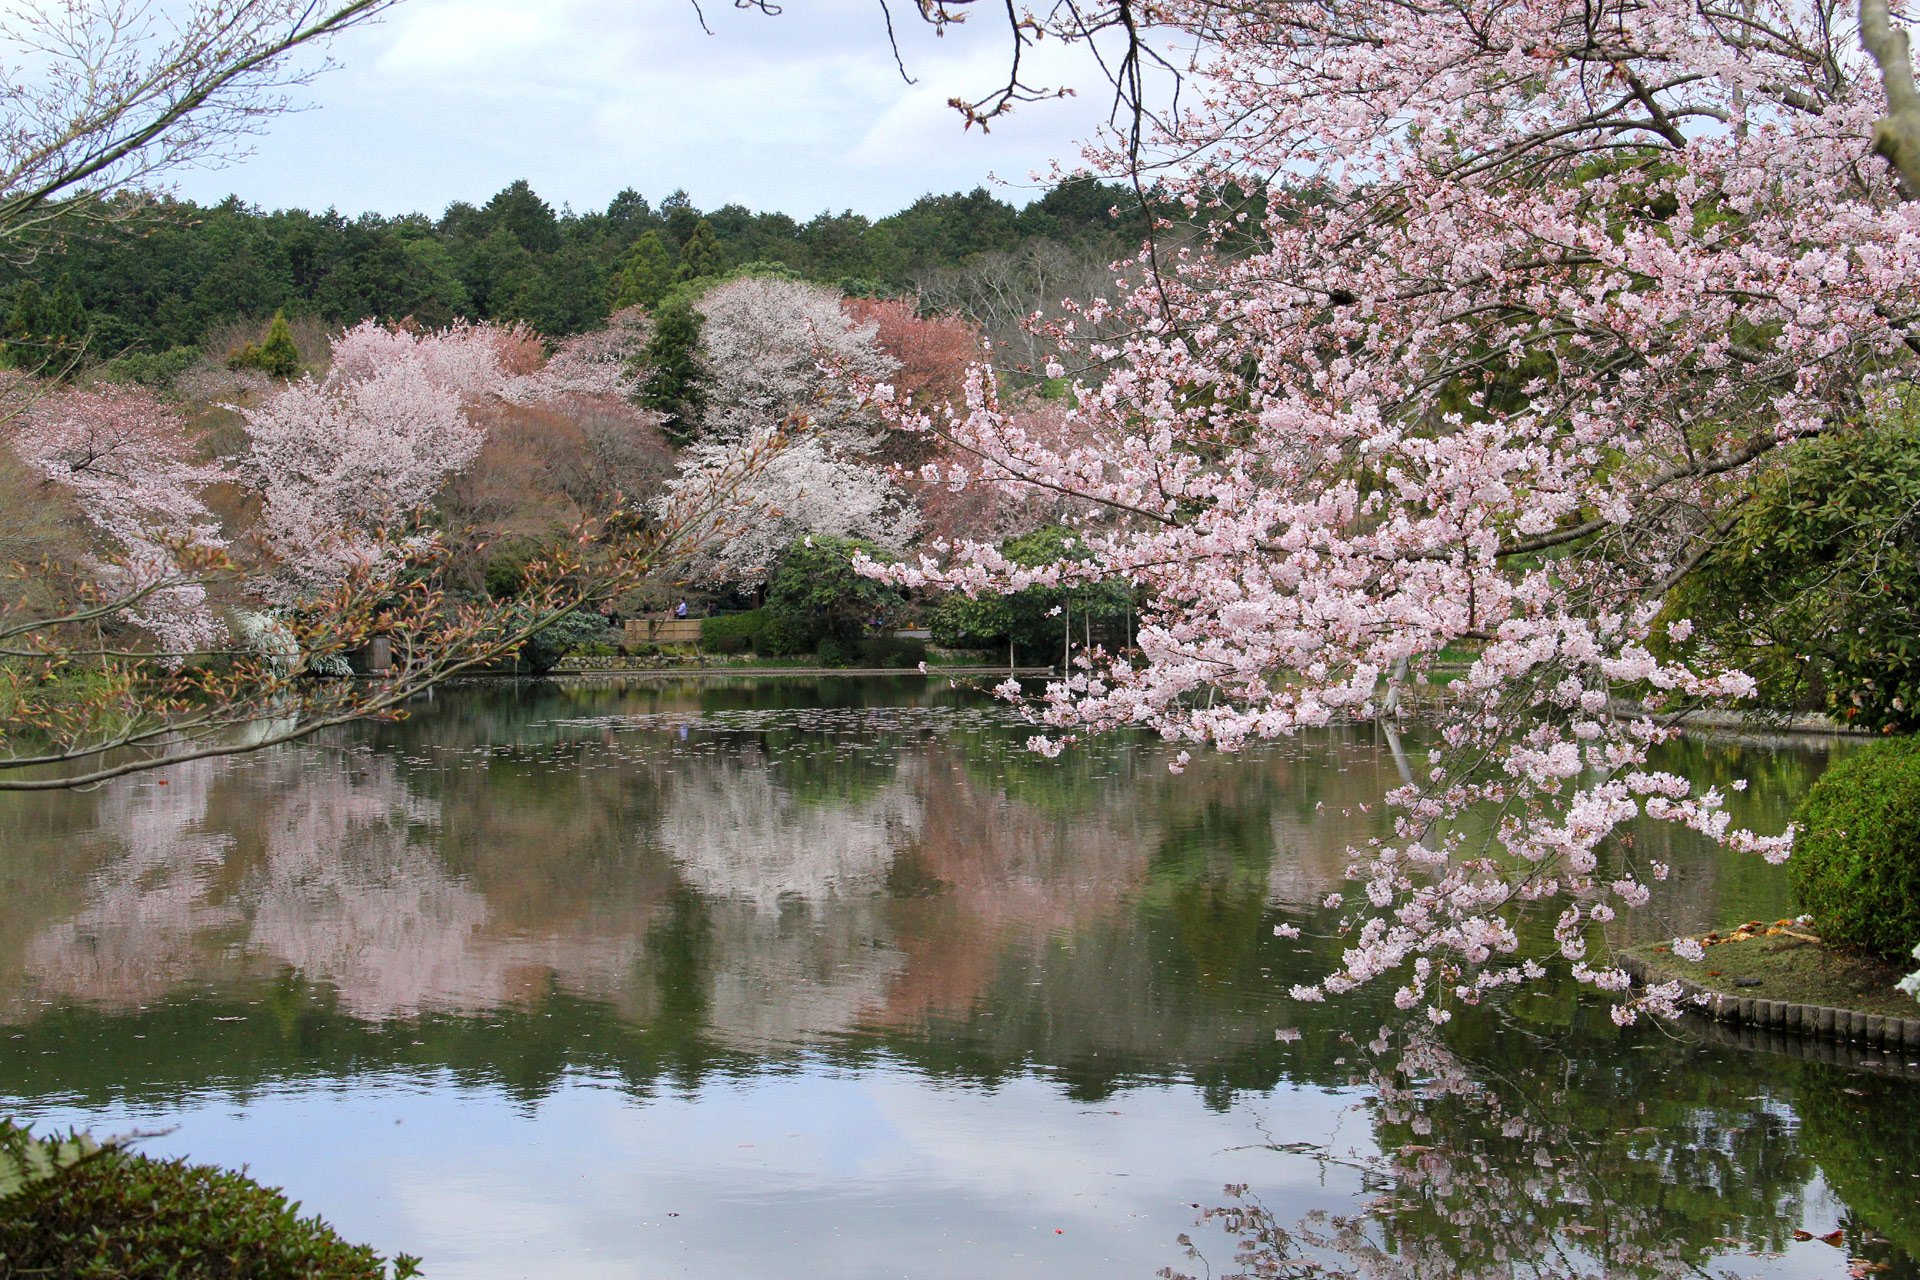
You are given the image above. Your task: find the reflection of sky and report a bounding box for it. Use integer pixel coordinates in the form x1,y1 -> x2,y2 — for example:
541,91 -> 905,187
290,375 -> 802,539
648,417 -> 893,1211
8,1065 -> 1366,1280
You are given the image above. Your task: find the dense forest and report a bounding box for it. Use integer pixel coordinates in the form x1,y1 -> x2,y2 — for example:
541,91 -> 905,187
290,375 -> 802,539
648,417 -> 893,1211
5,177 -> 1147,362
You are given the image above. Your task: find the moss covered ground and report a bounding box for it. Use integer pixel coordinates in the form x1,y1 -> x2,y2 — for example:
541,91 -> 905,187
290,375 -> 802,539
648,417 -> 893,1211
1632,921 -> 1919,1019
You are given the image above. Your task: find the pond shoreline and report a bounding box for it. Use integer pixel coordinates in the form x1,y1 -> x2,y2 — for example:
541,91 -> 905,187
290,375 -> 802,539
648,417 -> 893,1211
1623,950 -> 1920,1056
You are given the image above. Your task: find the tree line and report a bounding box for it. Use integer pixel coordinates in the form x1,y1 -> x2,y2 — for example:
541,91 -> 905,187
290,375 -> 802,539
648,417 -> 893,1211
0,177 -> 1146,363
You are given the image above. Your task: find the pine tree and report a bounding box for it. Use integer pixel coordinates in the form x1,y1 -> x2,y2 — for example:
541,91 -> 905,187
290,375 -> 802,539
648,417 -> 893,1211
639,292 -> 706,440
610,231 -> 675,311
676,219 -> 726,283
256,310 -> 301,378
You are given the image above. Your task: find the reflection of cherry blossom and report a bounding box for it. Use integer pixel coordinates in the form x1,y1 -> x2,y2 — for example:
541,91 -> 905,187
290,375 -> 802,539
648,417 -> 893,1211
699,897 -> 906,1049
653,754 -> 921,910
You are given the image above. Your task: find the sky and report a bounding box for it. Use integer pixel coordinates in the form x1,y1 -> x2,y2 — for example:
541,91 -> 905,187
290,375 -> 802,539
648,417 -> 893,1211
165,0 -> 1123,223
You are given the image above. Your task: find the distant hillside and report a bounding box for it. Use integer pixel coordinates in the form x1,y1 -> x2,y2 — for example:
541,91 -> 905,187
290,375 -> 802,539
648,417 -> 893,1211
5,177 -> 1147,361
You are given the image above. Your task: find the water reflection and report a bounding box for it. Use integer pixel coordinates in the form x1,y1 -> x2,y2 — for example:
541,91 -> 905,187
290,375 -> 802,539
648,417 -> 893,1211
0,677 -> 1909,1280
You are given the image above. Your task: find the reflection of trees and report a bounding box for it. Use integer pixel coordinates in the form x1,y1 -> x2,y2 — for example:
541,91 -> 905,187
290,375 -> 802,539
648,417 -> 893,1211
1794,1066 -> 1920,1262
654,754 -> 920,909
1168,1022 -> 1920,1280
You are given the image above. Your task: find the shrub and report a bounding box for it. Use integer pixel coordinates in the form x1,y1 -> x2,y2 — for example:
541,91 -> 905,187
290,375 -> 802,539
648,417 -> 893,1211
756,615 -> 816,657
518,610 -> 610,674
700,610 -> 766,649
1791,737 -> 1920,957
816,637 -> 858,668
765,536 -> 903,643
0,1135 -> 420,1279
860,635 -> 927,668
705,633 -> 750,655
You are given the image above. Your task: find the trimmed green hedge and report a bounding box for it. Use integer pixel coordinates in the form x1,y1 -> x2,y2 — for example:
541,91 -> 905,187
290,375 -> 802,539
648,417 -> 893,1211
1791,738 -> 1920,957
699,610 -> 767,645
0,1138 -> 420,1279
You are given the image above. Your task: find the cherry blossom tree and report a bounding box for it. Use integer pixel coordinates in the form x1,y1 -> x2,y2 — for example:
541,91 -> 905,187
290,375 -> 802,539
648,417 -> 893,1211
5,379 -> 227,656
664,435 -> 918,587
694,276 -> 899,447
660,278 -> 916,586
0,0 -> 397,256
865,0 -> 1918,1021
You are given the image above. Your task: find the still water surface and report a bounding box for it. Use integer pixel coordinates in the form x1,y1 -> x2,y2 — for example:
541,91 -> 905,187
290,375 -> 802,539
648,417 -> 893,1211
0,677 -> 1913,1278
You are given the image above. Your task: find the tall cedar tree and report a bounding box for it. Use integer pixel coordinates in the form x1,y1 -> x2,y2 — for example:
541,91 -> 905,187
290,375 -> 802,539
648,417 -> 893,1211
611,231 -> 675,310
676,219 -> 725,282
640,292 -> 706,439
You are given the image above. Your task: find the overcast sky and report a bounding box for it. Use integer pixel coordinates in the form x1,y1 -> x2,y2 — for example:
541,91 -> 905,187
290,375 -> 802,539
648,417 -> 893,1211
166,0 -> 1121,223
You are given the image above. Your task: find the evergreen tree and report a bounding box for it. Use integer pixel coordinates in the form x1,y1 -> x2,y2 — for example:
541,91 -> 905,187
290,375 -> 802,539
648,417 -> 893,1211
676,219 -> 726,283
610,231 -> 675,310
256,310 -> 301,378
4,280 -> 45,369
42,274 -> 88,377
639,291 -> 706,439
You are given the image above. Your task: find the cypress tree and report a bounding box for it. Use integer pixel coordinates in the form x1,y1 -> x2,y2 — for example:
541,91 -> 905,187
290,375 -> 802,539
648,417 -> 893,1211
610,231 -> 675,310
676,219 -> 726,283
639,292 -> 706,440
256,310 -> 301,378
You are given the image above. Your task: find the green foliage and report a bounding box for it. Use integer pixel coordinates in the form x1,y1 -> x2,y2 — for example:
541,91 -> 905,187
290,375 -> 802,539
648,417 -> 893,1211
638,291 -> 705,437
705,633 -> 751,655
859,635 -> 927,668
816,636 -> 858,667
517,609 -> 611,674
95,345 -> 202,391
257,310 -> 301,377
755,614 -> 816,656
700,610 -> 767,648
926,526 -> 1130,662
1,177 -> 1146,359
0,1120 -> 102,1201
228,310 -> 301,378
2,275 -> 89,377
730,260 -> 803,281
0,1131 -> 421,1279
609,231 -> 674,311
765,536 -> 904,644
1790,737 -> 1920,956
3,280 -> 44,368
483,541 -> 543,600
676,219 -> 726,282
1671,408 -> 1920,732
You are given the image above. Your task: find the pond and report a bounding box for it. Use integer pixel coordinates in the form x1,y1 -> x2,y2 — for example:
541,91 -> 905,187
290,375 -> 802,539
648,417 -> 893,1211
0,676 -> 1913,1279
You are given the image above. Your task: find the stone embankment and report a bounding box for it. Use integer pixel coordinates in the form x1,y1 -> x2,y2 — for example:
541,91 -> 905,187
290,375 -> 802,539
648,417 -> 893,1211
1621,953 -> 1920,1057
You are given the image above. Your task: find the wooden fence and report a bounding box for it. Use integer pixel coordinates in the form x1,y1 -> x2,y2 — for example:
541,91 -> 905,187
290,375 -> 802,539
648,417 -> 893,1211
624,617 -> 703,645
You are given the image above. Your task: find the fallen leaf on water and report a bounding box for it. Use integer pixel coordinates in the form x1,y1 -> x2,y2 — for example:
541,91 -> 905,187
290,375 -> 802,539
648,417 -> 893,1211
1792,1230 -> 1814,1242
1820,1230 -> 1846,1246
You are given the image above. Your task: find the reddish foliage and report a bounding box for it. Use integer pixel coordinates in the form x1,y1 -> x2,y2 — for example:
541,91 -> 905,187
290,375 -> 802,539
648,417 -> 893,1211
843,299 -> 981,466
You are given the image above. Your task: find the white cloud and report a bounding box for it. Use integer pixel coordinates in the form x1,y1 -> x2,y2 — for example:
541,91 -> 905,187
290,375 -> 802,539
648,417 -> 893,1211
168,0 -> 1117,219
